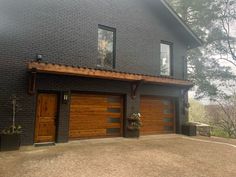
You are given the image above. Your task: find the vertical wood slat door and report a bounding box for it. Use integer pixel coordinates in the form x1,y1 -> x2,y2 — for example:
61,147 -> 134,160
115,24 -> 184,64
140,96 -> 175,135
69,93 -> 123,139
35,93 -> 58,143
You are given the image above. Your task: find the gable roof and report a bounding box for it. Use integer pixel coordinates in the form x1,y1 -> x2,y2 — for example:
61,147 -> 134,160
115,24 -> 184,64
147,0 -> 202,49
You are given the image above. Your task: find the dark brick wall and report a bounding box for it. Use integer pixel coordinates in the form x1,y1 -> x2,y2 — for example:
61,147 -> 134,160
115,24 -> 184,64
0,0 -> 187,77
0,0 -> 187,145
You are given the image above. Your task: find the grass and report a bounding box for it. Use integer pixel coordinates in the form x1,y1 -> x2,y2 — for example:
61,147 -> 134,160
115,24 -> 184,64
211,128 -> 230,138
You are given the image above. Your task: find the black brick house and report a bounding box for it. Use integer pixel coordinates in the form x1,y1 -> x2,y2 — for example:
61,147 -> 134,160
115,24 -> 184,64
0,0 -> 201,145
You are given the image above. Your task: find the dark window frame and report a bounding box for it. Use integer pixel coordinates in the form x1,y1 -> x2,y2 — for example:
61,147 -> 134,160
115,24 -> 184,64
98,24 -> 116,69
160,40 -> 174,77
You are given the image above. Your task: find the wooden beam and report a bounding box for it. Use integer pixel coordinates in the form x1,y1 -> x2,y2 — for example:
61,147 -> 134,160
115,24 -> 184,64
28,62 -> 193,87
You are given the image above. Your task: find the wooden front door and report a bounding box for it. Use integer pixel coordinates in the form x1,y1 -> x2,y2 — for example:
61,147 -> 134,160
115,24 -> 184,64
69,93 -> 123,139
140,96 -> 175,135
35,93 -> 58,143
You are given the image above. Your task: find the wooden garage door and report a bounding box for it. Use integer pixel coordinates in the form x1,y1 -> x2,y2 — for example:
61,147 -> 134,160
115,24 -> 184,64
69,93 -> 123,139
140,96 -> 175,135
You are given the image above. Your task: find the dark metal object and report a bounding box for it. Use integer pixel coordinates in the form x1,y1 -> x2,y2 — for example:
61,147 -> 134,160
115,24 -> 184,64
182,123 -> 197,136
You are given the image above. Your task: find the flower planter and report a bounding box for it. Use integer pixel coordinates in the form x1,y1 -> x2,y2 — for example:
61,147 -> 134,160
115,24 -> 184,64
127,125 -> 140,137
0,134 -> 21,151
127,113 -> 142,138
127,128 -> 140,138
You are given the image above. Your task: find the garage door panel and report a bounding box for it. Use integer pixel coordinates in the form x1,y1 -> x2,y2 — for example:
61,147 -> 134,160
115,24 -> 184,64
106,113 -> 122,118
71,98 -> 107,104
142,121 -> 174,126
70,101 -> 107,106
141,131 -> 172,135
142,115 -> 174,119
141,124 -> 174,129
70,111 -> 123,119
70,122 -> 106,128
67,122 -> 121,130
69,117 -> 105,122
70,114 -> 122,120
70,111 -> 107,115
70,106 -> 108,111
142,125 -> 174,130
70,109 -> 108,113
69,93 -> 123,139
70,129 -> 107,138
70,122 -> 121,129
70,129 -> 121,138
140,96 -> 175,135
107,105 -> 122,109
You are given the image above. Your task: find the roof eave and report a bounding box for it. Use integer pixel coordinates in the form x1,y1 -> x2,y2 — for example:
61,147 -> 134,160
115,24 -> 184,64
160,0 -> 203,48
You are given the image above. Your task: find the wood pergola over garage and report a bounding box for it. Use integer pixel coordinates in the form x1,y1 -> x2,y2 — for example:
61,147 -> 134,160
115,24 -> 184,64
28,61 -> 193,94
28,61 -> 193,140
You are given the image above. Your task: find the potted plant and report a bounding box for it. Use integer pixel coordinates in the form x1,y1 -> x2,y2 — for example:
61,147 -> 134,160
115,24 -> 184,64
0,125 -> 22,151
0,95 -> 22,151
128,113 -> 142,137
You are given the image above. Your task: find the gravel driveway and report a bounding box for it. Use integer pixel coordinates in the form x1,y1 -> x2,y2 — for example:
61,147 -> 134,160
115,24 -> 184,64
0,135 -> 236,177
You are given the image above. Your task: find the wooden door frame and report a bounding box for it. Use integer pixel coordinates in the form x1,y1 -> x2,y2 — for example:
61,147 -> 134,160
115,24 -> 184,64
34,91 -> 60,143
69,91 -> 125,139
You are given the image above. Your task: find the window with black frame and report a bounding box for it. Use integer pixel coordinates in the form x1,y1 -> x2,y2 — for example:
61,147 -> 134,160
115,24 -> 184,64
160,42 -> 173,76
97,25 -> 116,68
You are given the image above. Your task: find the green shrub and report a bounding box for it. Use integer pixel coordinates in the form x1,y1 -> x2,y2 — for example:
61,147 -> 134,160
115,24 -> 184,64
211,128 -> 230,138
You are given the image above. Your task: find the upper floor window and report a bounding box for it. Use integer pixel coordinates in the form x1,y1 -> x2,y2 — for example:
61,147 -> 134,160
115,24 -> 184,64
97,25 -> 116,68
160,42 -> 173,76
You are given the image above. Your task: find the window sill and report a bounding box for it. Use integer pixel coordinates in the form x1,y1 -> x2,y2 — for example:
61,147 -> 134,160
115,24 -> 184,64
160,75 -> 174,79
96,65 -> 115,71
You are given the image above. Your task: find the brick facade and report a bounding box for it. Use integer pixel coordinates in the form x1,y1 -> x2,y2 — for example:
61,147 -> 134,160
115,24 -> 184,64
0,0 -> 189,145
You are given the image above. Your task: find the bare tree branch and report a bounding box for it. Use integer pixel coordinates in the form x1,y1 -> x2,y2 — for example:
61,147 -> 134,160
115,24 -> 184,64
217,57 -> 236,67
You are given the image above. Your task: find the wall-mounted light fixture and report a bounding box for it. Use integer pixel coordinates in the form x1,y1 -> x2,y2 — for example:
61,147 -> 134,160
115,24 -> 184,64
62,91 -> 70,104
36,54 -> 43,62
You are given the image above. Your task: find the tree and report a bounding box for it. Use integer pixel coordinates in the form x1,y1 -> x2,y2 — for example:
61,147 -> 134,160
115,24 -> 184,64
211,0 -> 236,64
206,94 -> 236,138
189,99 -> 208,123
167,0 -> 236,138
167,0 -> 236,99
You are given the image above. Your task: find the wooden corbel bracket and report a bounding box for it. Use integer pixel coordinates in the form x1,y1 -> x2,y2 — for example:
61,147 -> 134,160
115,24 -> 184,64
131,80 -> 144,99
